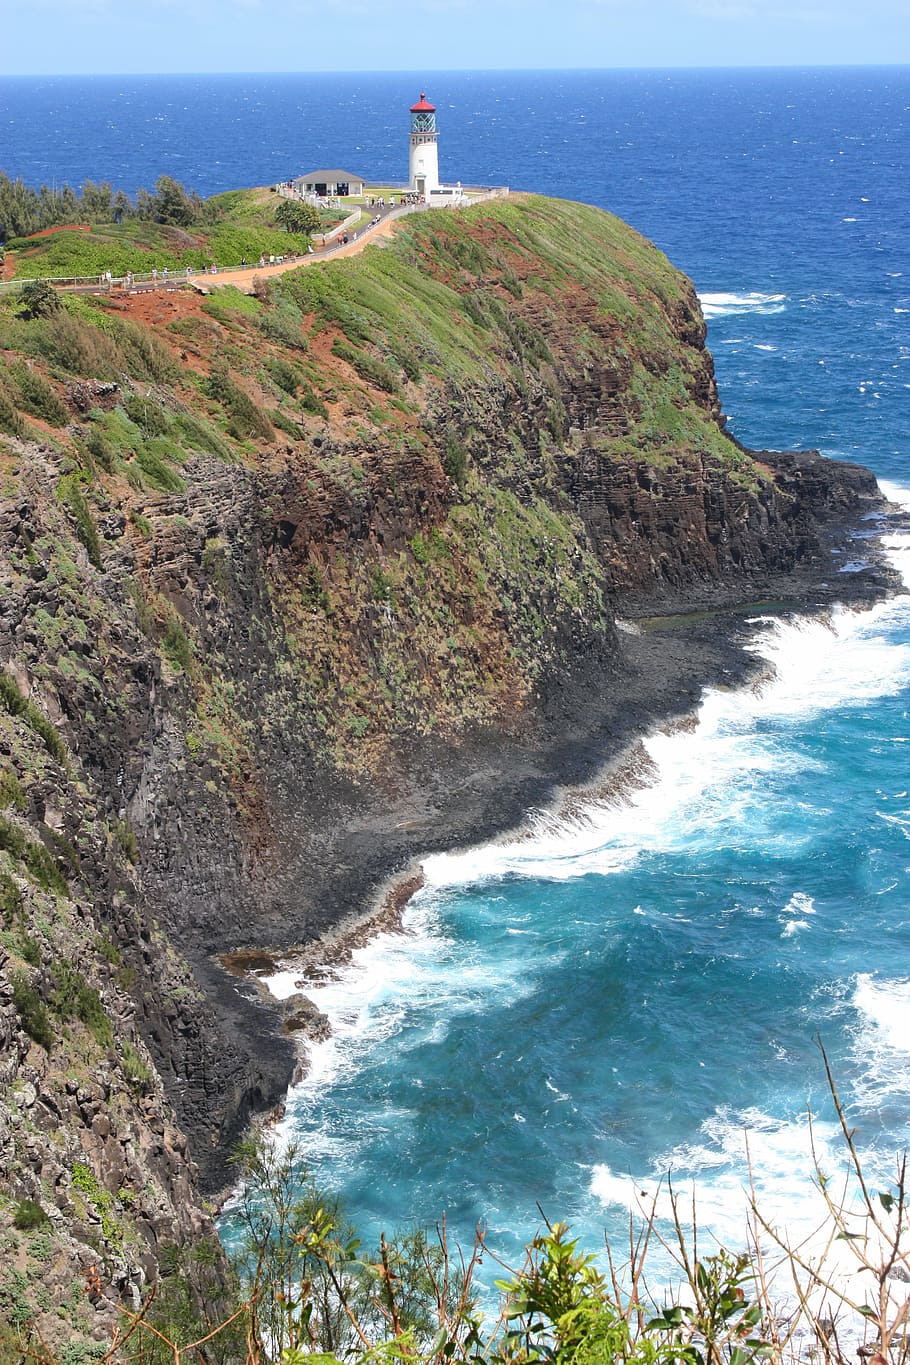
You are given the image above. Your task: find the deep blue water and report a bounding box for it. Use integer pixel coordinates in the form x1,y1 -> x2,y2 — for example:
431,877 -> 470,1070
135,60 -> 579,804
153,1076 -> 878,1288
6,68 -> 910,1271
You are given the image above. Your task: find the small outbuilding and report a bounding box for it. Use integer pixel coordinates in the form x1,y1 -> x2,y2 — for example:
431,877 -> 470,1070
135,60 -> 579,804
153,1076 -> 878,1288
294,169 -> 366,198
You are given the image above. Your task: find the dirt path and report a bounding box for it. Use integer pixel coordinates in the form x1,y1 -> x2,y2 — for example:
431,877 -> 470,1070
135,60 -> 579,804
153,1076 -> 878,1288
128,213 -> 409,299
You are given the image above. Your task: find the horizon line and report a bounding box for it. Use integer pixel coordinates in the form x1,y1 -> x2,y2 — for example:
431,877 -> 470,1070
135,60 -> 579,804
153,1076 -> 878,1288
5,60 -> 910,79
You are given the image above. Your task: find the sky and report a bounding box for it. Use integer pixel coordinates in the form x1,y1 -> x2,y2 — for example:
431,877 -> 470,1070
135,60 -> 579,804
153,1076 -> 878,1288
1,0 -> 908,75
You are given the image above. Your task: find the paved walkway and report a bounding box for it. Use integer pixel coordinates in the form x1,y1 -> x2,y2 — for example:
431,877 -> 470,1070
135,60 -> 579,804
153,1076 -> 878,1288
186,210 -> 406,294
3,191 -> 505,299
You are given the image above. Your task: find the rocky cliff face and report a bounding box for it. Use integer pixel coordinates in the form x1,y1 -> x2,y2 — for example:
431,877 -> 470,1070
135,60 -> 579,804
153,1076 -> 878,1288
0,195 -> 889,1351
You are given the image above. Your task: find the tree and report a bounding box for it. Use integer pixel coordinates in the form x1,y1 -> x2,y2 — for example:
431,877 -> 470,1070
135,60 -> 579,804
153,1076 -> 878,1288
275,199 -> 322,235
17,278 -> 61,320
135,176 -> 203,227
111,189 -> 132,224
80,179 -> 113,219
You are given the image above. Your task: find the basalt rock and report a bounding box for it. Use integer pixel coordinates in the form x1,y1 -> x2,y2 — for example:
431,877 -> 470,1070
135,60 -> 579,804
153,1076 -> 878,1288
0,194 -> 898,1350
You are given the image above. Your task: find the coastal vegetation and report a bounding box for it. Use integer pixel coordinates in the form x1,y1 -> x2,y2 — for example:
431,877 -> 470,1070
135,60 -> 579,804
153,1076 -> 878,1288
0,191 -> 884,1356
0,177 -> 341,277
7,1071 -> 909,1365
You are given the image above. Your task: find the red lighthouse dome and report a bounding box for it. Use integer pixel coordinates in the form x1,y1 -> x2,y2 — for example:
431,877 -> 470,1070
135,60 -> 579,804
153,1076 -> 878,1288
410,93 -> 436,113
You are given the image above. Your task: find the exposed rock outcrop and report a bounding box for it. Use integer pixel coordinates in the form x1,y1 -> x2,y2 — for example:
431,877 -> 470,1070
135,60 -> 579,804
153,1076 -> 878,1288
0,194 -> 897,1349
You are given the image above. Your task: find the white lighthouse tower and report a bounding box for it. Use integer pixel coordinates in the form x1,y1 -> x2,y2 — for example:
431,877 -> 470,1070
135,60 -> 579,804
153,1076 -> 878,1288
408,92 -> 439,197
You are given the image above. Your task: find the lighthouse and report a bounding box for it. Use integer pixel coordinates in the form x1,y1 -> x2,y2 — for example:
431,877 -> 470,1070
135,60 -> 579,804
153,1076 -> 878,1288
408,92 -> 439,197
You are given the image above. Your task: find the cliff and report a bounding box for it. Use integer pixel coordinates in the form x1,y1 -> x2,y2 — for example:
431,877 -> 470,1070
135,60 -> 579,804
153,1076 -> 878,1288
0,194 -> 891,1353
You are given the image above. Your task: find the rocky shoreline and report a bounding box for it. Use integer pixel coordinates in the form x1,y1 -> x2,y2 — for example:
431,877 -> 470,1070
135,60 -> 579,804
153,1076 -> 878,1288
3,195 -> 906,1350
207,479 -> 906,1162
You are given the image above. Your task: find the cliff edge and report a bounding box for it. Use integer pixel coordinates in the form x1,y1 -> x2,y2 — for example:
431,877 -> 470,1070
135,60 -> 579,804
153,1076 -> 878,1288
0,195 -> 893,1352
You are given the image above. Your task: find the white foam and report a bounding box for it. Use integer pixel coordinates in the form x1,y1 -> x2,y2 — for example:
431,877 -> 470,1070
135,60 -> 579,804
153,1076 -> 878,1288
879,479 -> 910,514
263,969 -> 306,1001
698,289 -> 787,319
590,1105 -> 904,1341
779,890 -> 815,939
783,891 -> 816,917
590,1107 -> 843,1243
423,604 -> 910,891
271,894 -> 546,1118
843,975 -> 910,1123
854,974 -> 910,1055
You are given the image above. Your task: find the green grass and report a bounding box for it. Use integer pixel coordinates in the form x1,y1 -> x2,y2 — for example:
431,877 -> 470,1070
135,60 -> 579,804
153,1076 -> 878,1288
207,186 -> 344,231
201,286 -> 263,320
7,222 -> 193,278
0,361 -> 68,426
59,473 -> 102,567
12,971 -> 54,1049
0,669 -> 68,765
4,206 -> 336,278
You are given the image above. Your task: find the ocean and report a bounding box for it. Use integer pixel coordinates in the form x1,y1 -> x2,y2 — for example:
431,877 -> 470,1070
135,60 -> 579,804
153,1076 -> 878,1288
5,66 -> 910,1275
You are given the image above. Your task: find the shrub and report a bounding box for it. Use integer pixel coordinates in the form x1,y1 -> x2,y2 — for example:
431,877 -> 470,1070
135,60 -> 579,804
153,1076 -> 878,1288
331,339 -> 400,394
0,814 -> 70,895
269,409 -> 302,440
59,473 -> 102,568
265,355 -> 299,395
160,615 -> 193,672
121,1040 -> 154,1094
0,870 -> 21,920
0,391 -> 25,437
17,278 -> 61,320
50,962 -> 112,1046
102,312 -> 177,384
0,768 -> 26,813
175,410 -> 233,460
111,818 -> 138,865
29,311 -> 121,378
258,306 -> 309,351
29,710 -> 67,765
3,671 -> 28,716
84,425 -> 115,471
24,838 -> 69,895
13,1199 -> 49,1231
388,341 -> 421,383
0,811 -> 27,861
96,934 -> 122,966
443,435 -> 468,487
134,440 -> 186,493
275,199 -> 321,234
18,933 -> 41,967
122,392 -> 171,435
6,362 -> 68,426
206,364 -> 274,441
299,383 -> 328,418
0,1268 -> 34,1331
12,972 -> 54,1049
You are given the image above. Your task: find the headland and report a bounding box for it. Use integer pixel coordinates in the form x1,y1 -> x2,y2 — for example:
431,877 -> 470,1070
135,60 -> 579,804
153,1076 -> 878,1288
0,189 -> 903,1353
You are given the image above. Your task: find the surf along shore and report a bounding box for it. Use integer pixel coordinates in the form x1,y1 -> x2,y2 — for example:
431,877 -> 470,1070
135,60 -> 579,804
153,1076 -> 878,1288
218,470 -> 906,1162
8,191 -> 906,1222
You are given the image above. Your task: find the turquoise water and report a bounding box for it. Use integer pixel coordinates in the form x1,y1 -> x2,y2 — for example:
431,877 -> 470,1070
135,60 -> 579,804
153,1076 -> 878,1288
267,589 -> 910,1264
256,69 -> 910,1269
9,66 -> 906,1270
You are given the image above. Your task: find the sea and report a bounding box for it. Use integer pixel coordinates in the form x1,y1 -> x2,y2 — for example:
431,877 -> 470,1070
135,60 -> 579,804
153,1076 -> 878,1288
4,66 -> 910,1284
